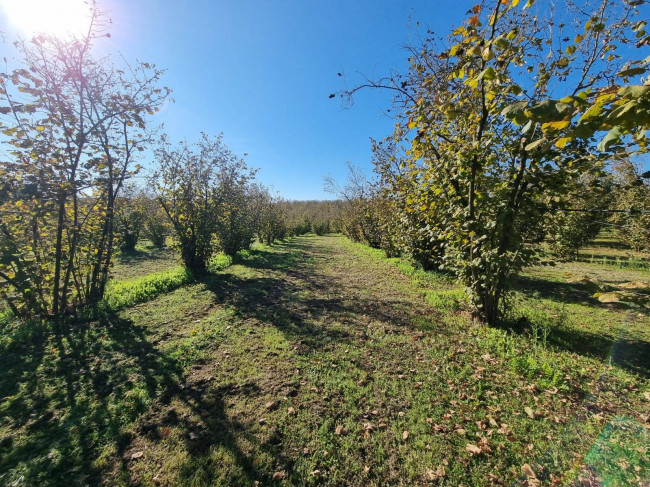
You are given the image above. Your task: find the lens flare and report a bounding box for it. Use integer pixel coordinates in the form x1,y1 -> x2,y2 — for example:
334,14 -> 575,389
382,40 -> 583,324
2,0 -> 92,38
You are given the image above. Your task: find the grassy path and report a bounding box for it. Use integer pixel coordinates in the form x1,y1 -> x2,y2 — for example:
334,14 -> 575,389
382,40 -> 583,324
1,235 -> 648,486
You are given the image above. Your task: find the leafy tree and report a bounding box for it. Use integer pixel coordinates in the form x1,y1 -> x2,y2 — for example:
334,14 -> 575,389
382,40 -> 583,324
143,197 -> 171,248
324,162 -> 396,253
254,186 -> 288,244
611,160 -> 650,251
213,161 -> 258,255
153,133 -> 254,272
340,0 -> 648,324
0,5 -> 169,317
544,174 -> 612,259
115,185 -> 147,252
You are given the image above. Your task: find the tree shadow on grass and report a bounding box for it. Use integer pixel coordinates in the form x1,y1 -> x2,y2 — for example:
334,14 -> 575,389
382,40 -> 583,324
202,239 -> 438,356
115,246 -> 172,266
0,308 -> 266,486
515,275 -> 600,306
508,276 -> 650,379
0,238 -> 438,485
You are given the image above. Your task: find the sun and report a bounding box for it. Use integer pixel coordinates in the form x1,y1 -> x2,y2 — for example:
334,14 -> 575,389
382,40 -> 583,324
2,0 -> 93,38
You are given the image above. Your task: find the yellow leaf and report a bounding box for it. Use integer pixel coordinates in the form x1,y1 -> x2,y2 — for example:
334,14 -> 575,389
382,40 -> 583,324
36,125 -> 46,131
555,137 -> 572,148
541,120 -> 570,130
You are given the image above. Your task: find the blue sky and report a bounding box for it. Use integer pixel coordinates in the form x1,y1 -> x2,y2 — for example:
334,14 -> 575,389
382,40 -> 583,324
1,1 -> 647,199
1,0 -> 473,199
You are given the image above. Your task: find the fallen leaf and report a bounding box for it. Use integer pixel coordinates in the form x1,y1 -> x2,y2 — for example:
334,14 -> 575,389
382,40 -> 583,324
272,471 -> 285,481
259,418 -> 267,425
130,451 -> 144,460
466,443 -> 482,455
265,400 -> 278,410
522,464 -> 538,479
161,426 -> 172,437
363,465 -> 371,474
335,425 -> 344,435
402,430 -> 410,441
524,407 -> 535,419
643,392 -> 650,401
287,407 -> 296,416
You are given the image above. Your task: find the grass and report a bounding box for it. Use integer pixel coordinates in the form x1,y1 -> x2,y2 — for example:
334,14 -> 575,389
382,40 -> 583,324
1,235 -> 649,486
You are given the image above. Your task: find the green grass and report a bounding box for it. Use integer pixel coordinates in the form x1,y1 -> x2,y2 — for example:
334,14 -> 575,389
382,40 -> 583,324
1,235 -> 649,486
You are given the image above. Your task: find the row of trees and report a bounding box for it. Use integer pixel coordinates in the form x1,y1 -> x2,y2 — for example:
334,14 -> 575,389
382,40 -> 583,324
0,4 -> 344,320
113,184 -> 345,258
333,0 -> 650,324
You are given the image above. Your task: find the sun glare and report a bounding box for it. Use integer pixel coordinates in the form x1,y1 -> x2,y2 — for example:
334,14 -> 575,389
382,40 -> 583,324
2,0 -> 92,38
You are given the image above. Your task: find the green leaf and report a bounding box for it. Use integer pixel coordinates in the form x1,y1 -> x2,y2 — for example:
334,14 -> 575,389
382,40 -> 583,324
618,67 -> 647,78
525,100 -> 570,123
478,67 -> 497,80
597,127 -> 622,152
525,138 -> 547,151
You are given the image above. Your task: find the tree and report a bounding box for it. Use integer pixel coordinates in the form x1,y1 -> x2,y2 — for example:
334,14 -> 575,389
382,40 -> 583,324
544,174 -> 612,259
339,0 -> 648,324
115,185 -> 147,252
611,160 -> 650,251
153,133 -> 254,273
0,3 -> 169,318
325,162 -> 396,253
213,160 -> 258,255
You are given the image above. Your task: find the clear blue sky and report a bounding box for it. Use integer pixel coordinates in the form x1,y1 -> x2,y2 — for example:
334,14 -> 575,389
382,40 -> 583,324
1,0 -> 474,200
1,1 -> 647,199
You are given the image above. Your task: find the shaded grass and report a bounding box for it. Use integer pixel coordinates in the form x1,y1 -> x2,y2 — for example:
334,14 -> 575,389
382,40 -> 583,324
1,235 -> 649,486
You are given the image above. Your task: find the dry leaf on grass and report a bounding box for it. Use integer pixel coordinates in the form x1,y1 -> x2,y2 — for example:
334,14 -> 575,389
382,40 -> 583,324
466,443 -> 482,455
522,464 -> 538,479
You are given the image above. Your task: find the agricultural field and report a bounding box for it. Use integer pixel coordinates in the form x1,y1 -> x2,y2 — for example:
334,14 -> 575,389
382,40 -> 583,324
1,234 -> 648,486
2,0 -> 650,485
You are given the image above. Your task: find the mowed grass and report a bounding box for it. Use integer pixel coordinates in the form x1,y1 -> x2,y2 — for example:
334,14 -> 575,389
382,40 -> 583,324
1,235 -> 649,486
